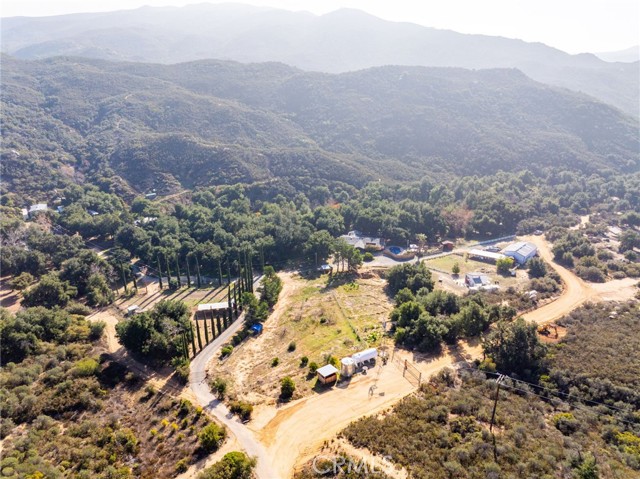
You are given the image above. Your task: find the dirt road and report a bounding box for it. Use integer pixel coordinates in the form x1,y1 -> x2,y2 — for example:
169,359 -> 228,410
521,235 -> 637,324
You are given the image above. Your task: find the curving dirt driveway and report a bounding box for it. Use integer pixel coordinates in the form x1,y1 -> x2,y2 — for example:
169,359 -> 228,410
521,235 -> 637,324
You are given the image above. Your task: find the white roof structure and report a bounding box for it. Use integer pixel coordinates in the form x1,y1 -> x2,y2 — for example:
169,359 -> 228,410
466,273 -> 491,286
28,203 -> 48,214
316,364 -> 339,378
339,232 -> 384,250
197,301 -> 232,311
502,242 -> 537,257
468,249 -> 506,261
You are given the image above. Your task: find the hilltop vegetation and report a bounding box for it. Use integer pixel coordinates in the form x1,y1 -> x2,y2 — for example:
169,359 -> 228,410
2,56 -> 638,200
2,4 -> 637,116
0,306 -> 222,479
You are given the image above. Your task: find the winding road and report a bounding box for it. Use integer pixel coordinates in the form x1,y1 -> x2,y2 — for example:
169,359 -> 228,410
189,313 -> 278,479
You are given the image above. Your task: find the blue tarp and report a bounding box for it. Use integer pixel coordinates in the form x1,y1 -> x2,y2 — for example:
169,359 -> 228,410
250,323 -> 263,334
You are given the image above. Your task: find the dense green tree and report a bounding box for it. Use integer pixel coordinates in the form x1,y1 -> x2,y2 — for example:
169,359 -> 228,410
196,451 -> 256,479
527,257 -> 548,278
22,273 -> 77,308
303,230 -> 335,264
482,317 -> 547,376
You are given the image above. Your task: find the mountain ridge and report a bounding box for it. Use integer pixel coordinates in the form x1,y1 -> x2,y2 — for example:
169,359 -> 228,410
2,55 -> 638,201
2,4 -> 637,117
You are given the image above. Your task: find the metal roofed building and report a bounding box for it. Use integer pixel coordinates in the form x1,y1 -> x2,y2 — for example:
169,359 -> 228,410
195,301 -> 234,320
468,248 -> 506,263
502,242 -> 538,265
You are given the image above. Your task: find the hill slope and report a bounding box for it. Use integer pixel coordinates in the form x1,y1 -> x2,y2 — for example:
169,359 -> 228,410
1,56 -> 638,199
2,4 -> 638,117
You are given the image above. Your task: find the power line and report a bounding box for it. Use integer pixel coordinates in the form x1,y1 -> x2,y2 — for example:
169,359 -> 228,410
458,368 -> 638,427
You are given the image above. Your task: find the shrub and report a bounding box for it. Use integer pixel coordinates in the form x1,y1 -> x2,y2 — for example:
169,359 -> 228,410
229,401 -> 253,421
65,301 -> 93,316
220,345 -> 233,358
72,358 -> 99,377
308,362 -> 319,373
452,262 -> 460,275
553,412 -> 579,435
196,452 -> 256,479
287,341 -> 296,352
363,252 -> 374,262
198,423 -> 226,452
300,356 -> 309,367
172,357 -> 190,384
175,459 -> 189,473
210,378 -> 228,399
271,357 -> 279,367
280,377 -> 295,401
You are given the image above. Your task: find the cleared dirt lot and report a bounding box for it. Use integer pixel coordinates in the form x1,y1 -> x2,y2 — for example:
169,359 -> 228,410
211,272 -> 394,401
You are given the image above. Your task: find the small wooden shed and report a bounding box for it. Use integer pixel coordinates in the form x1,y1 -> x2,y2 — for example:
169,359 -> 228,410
316,364 -> 339,385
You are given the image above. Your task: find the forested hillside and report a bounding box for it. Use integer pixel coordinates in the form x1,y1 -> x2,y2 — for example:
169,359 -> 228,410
2,5 -> 637,116
2,56 -> 638,200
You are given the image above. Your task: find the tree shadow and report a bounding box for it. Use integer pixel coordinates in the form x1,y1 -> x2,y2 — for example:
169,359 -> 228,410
322,272 -> 359,291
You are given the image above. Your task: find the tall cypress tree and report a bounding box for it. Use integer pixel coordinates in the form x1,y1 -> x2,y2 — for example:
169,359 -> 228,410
195,255 -> 202,289
156,255 -> 164,290
196,320 -> 203,351
203,318 -> 210,344
210,312 -> 216,339
217,259 -> 223,287
216,315 -> 223,335
175,255 -> 182,288
164,254 -> 172,288
132,268 -> 138,293
120,262 -> 128,294
185,255 -> 192,288
190,322 -> 197,355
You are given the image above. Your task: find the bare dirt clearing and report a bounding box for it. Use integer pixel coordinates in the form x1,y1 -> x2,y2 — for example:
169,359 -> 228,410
212,272 -> 394,400
0,276 -> 22,312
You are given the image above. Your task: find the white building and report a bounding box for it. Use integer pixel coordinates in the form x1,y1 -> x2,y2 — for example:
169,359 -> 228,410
502,242 -> 538,265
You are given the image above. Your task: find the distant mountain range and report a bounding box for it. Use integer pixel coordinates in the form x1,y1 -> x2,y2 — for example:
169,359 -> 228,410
2,55 -> 638,199
595,45 -> 640,63
2,4 -> 638,117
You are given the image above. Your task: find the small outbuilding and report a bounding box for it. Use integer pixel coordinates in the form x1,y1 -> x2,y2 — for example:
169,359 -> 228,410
28,203 -> 48,218
127,305 -> 141,316
316,364 -> 339,385
441,240 -> 455,251
502,242 -> 538,265
195,301 -> 234,320
465,273 -> 491,288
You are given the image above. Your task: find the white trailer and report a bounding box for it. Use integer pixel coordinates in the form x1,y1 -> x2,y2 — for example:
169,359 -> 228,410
352,348 -> 378,367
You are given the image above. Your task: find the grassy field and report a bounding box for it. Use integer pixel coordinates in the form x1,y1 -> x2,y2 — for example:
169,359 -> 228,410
212,273 -> 394,401
424,254 -> 525,289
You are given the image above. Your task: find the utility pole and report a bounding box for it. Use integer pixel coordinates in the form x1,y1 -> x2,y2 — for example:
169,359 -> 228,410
490,374 -> 506,463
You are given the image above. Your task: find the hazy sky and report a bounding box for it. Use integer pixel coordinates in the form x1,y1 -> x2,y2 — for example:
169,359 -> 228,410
2,0 -> 638,54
